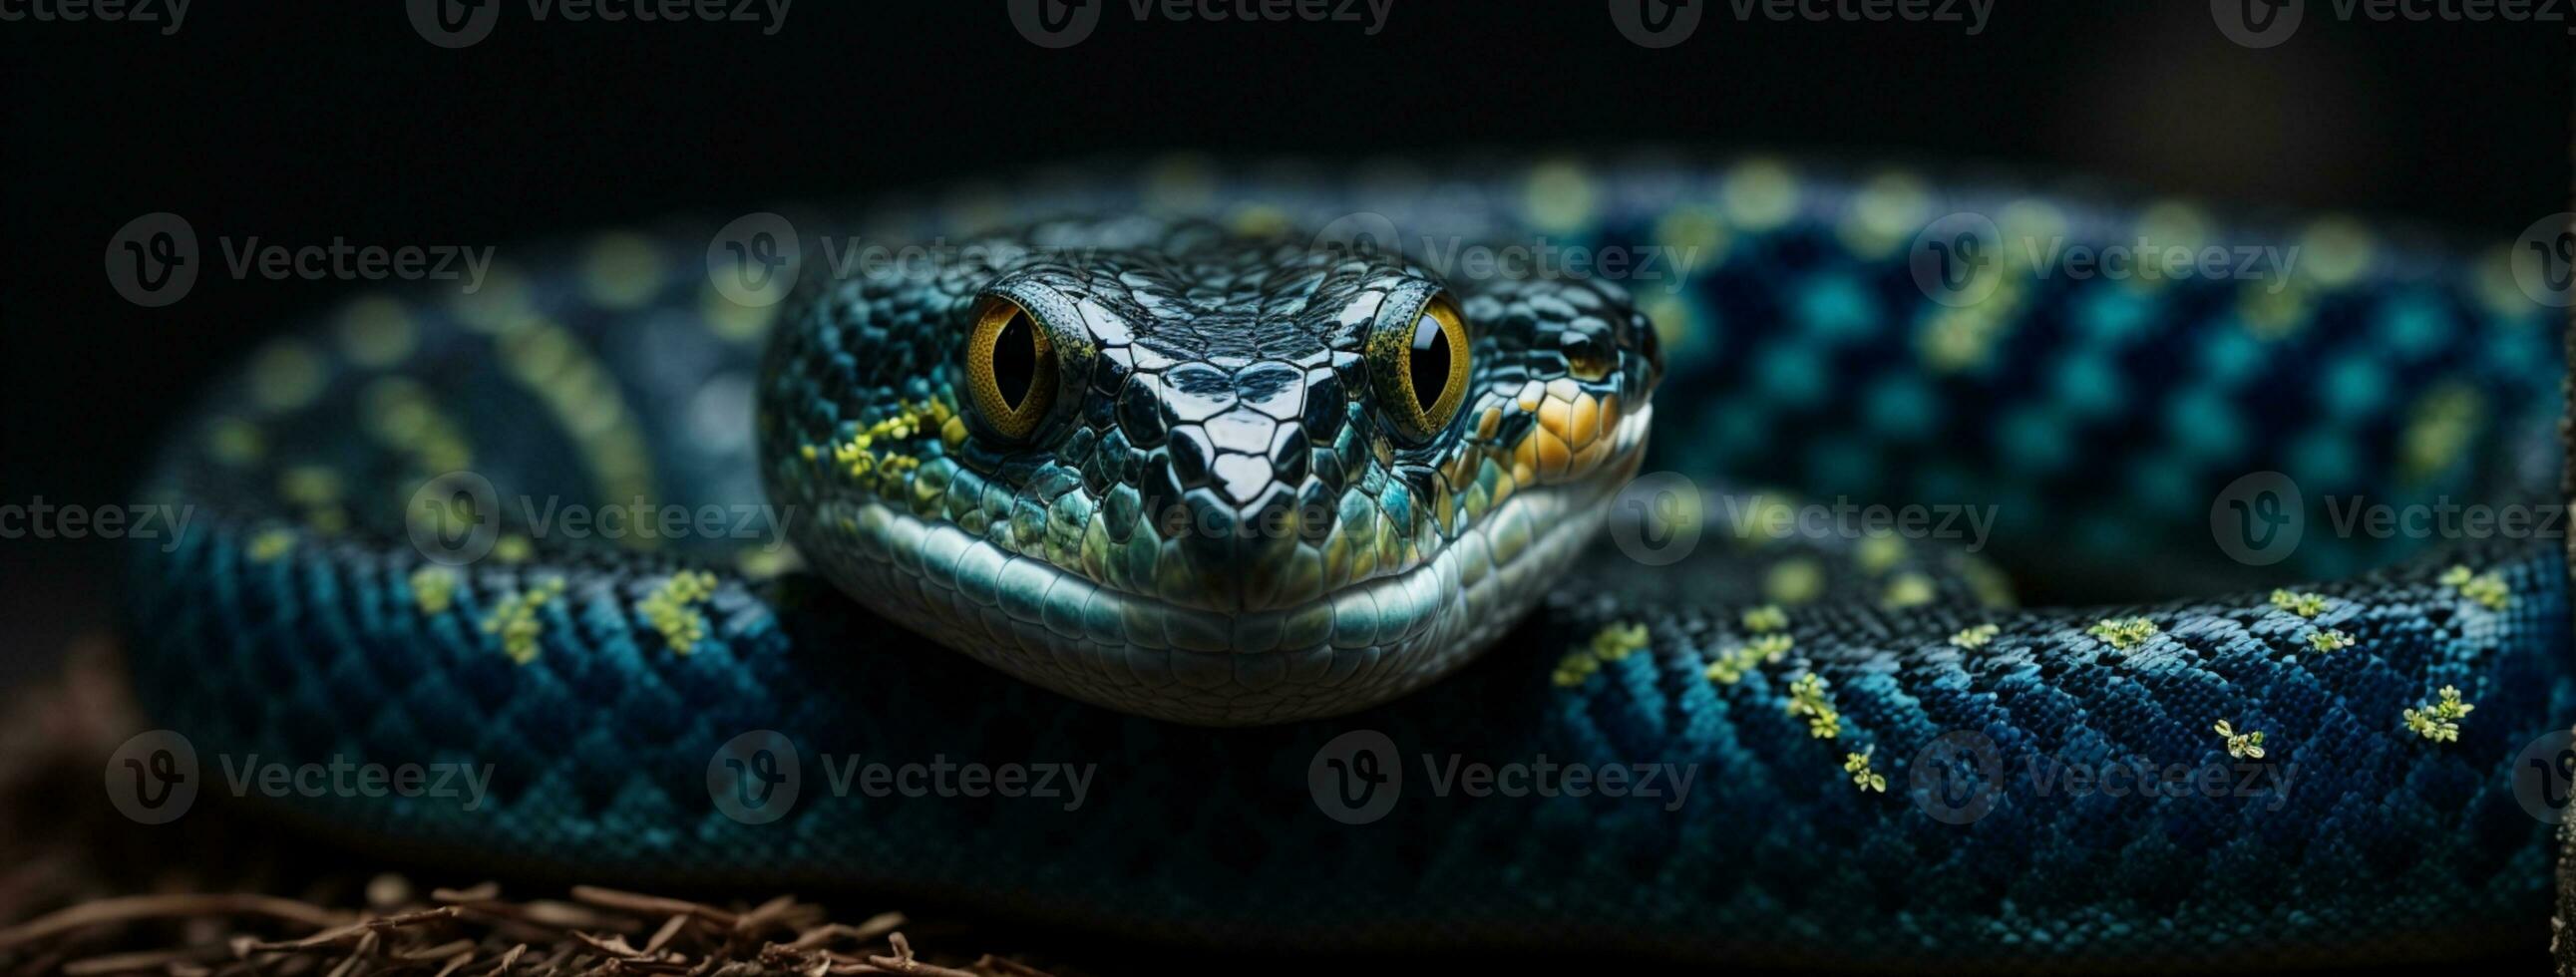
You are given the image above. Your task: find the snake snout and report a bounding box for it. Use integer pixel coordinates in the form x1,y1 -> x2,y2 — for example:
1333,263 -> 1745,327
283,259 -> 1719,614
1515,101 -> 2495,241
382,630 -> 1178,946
761,220 -> 1659,723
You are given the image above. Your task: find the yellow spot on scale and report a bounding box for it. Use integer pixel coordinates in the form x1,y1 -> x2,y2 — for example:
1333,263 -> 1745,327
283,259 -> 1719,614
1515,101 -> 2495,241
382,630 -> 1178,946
2403,686 -> 2473,742
1857,533 -> 1907,573
481,576 -> 567,665
1704,633 -> 1792,685
2135,200 -> 2211,254
1144,155 -> 1217,215
700,282 -> 779,343
2297,216 -> 2374,289
278,466 -> 343,506
638,569 -> 720,654
245,527 -> 295,563
2088,617 -> 2159,650
452,264 -> 533,333
2440,564 -> 2510,610
1845,747 -> 1887,793
1883,572 -> 1936,609
1720,159 -> 1799,231
2270,588 -> 2330,617
249,340 -> 327,413
1786,673 -> 1841,739
1996,199 -> 2068,271
1229,203 -> 1291,237
1765,557 -> 1824,604
1522,160 -> 1597,233
1837,170 -> 1932,259
582,232 -> 666,309
206,418 -> 265,466
2400,384 -> 2481,482
337,296 -> 418,368
493,534 -> 534,564
1951,623 -> 2001,649
1653,205 -> 1729,273
409,565 -> 459,615
2212,720 -> 2266,759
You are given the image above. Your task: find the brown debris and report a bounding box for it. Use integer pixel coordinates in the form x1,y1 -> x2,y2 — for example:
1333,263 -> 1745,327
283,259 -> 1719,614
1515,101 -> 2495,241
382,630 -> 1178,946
0,639 -> 1075,977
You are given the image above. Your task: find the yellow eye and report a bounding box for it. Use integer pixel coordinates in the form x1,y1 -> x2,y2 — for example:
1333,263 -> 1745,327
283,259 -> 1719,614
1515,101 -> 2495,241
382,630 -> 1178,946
1377,293 -> 1471,442
965,295 -> 1057,441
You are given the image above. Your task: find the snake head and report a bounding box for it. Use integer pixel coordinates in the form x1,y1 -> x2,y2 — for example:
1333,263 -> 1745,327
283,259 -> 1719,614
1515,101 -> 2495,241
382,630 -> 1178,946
761,217 -> 1658,724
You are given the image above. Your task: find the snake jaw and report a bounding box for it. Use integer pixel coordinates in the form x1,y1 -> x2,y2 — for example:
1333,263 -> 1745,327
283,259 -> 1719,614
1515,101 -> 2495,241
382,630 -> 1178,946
763,218 -> 1658,723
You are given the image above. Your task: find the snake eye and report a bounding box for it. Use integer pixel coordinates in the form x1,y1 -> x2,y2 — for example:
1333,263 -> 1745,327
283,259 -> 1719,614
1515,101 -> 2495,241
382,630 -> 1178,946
965,295 -> 1057,441
1377,292 -> 1471,442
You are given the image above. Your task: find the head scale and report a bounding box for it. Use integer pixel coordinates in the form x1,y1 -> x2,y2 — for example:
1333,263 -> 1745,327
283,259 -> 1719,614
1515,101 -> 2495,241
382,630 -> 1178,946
761,217 -> 1659,725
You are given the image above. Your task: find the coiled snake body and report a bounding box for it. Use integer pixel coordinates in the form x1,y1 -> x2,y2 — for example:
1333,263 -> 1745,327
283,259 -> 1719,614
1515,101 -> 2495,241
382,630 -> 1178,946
125,157 -> 2574,967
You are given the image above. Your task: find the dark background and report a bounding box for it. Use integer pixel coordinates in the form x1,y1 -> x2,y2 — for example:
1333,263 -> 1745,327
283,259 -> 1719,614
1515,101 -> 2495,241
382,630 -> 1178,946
3,0 -> 2567,697
0,1 -> 2567,969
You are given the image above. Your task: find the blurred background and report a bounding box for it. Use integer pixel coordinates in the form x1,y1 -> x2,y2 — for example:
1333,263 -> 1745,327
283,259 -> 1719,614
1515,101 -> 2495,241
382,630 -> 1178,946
0,1 -> 2565,723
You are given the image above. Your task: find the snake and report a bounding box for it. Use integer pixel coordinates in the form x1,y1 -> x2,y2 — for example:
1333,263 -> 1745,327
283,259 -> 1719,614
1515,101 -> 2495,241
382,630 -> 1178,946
120,155 -> 2573,969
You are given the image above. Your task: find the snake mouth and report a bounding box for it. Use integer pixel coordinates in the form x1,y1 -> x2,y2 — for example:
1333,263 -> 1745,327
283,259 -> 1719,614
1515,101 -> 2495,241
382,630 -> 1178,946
811,406 -> 1652,724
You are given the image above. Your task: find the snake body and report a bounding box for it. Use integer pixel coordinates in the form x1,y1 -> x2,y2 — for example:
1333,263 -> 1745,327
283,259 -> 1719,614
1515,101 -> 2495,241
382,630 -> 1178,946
124,156 -> 2573,966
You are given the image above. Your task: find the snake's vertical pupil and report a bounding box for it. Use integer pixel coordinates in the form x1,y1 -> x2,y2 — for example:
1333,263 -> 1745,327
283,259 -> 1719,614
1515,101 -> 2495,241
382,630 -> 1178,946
1408,313 -> 1451,414
993,311 -> 1037,410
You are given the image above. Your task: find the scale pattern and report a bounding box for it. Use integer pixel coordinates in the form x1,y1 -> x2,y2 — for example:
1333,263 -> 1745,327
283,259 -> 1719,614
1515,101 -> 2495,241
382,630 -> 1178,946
122,156 -> 2574,967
